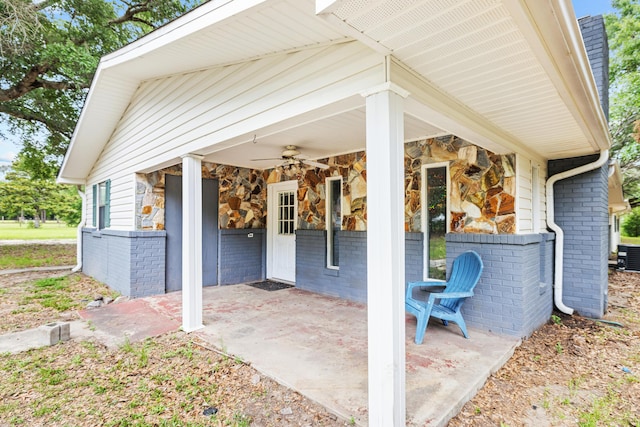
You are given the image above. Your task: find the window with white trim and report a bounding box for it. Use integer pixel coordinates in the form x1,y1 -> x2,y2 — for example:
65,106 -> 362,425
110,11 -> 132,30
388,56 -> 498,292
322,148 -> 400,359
326,177 -> 342,269
423,165 -> 448,280
93,180 -> 111,230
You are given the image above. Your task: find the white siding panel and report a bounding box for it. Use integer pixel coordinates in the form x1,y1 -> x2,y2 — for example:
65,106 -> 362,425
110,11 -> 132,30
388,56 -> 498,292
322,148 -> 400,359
516,153 -> 532,233
95,44 -> 380,177
515,153 -> 548,234
86,185 -> 95,228
535,162 -> 547,233
87,42 -> 382,229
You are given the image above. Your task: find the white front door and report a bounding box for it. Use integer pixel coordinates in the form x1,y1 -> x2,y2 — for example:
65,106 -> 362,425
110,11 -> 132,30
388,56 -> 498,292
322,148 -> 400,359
267,181 -> 297,283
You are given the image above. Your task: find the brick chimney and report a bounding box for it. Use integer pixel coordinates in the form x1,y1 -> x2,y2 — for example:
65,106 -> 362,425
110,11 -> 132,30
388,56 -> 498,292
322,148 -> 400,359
578,15 -> 610,120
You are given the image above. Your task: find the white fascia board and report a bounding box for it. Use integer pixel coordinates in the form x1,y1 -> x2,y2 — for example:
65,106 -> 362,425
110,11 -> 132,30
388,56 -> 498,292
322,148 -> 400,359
57,65 -> 107,183
101,0 -> 269,71
504,0 -> 611,153
56,177 -> 86,185
58,67 -> 139,182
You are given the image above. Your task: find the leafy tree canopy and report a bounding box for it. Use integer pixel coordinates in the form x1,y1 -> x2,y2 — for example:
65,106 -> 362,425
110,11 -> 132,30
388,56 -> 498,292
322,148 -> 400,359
0,154 -> 82,225
622,207 -> 640,237
0,0 -> 204,179
606,0 -> 640,205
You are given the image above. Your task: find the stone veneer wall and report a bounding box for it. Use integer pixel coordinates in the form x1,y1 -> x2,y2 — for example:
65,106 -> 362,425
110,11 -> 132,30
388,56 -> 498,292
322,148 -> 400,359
446,233 -> 555,337
404,136 -> 516,234
135,136 -> 515,235
136,164 -> 268,230
291,136 -> 516,234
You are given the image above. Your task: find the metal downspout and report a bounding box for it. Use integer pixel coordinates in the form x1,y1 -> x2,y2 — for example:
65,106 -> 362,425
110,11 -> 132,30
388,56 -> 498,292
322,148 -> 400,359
545,150 -> 609,315
72,185 -> 86,273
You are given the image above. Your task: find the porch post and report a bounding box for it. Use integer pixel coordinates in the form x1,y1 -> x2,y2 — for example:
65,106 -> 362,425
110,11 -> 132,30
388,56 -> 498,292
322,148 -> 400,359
181,153 -> 204,332
363,82 -> 408,426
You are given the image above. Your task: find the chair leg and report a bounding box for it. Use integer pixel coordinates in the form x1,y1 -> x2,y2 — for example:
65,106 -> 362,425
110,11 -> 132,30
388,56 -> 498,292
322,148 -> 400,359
415,313 -> 429,345
455,315 -> 469,338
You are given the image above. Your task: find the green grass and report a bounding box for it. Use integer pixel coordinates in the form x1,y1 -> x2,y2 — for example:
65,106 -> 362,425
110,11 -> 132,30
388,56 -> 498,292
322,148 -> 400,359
621,236 -> 640,245
21,277 -> 75,312
0,245 -> 76,269
0,220 -> 77,240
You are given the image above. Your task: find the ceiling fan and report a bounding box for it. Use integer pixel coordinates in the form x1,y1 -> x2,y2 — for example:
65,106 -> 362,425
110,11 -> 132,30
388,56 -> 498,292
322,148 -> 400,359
251,145 -> 329,170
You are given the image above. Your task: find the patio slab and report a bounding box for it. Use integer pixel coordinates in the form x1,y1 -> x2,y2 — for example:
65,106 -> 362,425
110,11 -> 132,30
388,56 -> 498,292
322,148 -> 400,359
145,284 -> 520,427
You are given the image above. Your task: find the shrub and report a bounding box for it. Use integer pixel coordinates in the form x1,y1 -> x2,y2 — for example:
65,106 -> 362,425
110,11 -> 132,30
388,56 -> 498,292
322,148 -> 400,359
622,207 -> 640,237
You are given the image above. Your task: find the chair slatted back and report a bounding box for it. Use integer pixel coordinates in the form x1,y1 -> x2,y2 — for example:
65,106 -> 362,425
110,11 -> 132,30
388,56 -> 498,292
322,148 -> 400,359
440,251 -> 483,312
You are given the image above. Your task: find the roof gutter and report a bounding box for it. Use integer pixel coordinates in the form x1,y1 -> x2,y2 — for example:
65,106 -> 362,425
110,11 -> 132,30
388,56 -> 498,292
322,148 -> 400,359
546,149 -> 609,315
71,185 -> 86,273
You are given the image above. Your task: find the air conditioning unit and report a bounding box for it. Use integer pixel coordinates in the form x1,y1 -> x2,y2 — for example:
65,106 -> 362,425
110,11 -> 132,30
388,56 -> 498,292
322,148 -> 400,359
617,244 -> 640,272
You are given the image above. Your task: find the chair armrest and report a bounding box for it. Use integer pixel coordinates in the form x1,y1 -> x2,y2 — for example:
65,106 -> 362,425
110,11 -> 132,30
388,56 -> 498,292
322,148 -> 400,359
427,291 -> 474,304
406,280 -> 447,299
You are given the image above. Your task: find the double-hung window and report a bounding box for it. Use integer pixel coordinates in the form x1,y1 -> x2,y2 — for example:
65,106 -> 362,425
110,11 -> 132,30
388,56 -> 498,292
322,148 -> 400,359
326,177 -> 342,269
423,164 -> 448,280
93,180 -> 111,229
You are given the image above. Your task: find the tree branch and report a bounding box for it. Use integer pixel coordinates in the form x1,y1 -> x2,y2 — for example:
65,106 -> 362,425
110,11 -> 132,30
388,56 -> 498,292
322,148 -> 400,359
0,64 -> 85,102
0,64 -> 48,102
109,1 -> 156,28
0,104 -> 73,140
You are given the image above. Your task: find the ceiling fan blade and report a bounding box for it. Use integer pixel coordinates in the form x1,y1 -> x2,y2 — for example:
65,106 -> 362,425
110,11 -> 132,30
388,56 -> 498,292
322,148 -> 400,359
250,157 -> 283,161
301,159 -> 329,170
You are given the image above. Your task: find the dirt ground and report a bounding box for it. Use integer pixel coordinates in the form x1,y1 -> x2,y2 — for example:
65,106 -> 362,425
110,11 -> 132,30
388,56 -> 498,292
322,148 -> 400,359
1,267 -> 639,425
0,270 -> 349,426
0,270 -> 114,334
449,270 -> 640,426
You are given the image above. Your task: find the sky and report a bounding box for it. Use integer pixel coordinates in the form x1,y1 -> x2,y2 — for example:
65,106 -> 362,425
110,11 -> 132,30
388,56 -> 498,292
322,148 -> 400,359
0,0 -> 618,171
572,0 -> 615,19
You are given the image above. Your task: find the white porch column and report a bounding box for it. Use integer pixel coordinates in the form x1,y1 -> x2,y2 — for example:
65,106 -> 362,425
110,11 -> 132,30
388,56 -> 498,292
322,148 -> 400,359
363,82 -> 408,426
181,153 -> 204,332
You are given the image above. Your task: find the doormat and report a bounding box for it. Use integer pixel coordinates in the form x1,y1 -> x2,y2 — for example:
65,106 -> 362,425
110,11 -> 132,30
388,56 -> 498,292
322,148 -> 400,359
247,280 -> 294,291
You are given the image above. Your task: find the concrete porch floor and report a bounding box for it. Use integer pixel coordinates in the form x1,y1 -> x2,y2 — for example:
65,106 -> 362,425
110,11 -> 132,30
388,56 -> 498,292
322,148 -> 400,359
83,284 -> 520,426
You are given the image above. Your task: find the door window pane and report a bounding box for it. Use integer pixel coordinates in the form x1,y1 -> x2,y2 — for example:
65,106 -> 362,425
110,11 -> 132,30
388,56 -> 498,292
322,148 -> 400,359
278,190 -> 295,235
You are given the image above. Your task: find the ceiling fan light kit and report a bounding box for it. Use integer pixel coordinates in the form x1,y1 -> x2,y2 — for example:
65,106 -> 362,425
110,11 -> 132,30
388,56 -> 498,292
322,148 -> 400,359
251,145 -> 330,170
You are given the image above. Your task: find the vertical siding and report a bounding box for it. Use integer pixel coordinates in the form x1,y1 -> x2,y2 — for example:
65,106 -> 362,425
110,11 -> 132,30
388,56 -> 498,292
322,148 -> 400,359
516,153 -> 548,234
84,42 -> 382,229
534,162 -> 547,232
516,154 -> 532,233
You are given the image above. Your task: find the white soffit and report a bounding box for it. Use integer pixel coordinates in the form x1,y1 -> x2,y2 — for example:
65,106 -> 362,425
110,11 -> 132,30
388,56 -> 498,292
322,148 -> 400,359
59,0 -> 353,183
327,0 -> 610,160
60,0 -> 611,183
102,0 -> 350,80
201,103 -> 445,170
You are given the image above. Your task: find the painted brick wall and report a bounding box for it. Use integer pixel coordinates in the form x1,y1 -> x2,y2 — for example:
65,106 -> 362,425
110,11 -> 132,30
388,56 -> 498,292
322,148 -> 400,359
82,228 -> 166,298
579,15 -> 609,119
218,229 -> 265,285
446,233 -> 555,337
296,230 -> 423,303
130,233 -> 165,297
548,156 -> 609,317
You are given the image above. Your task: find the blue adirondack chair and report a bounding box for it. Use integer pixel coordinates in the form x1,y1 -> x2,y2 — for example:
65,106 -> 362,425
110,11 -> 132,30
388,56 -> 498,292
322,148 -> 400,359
405,251 -> 483,344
